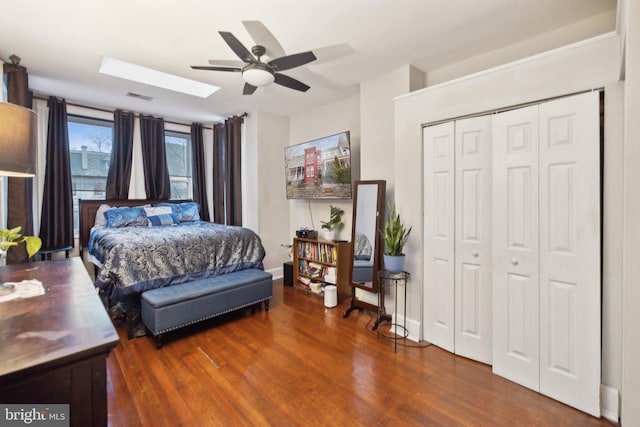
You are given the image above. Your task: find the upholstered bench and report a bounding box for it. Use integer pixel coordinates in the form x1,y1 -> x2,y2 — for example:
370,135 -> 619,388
141,269 -> 273,348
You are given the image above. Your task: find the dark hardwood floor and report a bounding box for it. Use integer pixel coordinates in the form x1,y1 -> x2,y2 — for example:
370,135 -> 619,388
106,279 -> 614,426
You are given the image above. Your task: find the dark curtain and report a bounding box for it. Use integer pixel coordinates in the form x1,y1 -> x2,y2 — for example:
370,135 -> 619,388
212,116 -> 243,226
212,124 -> 226,224
190,123 -> 210,221
3,61 -> 34,264
140,115 -> 170,200
225,116 -> 243,226
105,110 -> 135,199
39,97 -> 74,251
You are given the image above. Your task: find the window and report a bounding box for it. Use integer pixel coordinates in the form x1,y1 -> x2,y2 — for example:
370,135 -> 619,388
165,130 -> 192,199
67,115 -> 113,236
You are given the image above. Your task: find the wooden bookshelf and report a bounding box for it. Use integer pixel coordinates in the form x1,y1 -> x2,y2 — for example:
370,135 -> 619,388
292,237 -> 352,302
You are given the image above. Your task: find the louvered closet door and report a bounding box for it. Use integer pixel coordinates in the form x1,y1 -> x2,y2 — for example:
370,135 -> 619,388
492,105 -> 540,391
454,115 -> 493,364
423,122 -> 455,352
538,91 -> 600,416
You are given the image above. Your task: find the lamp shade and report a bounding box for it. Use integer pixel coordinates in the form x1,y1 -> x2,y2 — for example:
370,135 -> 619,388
242,64 -> 275,87
0,102 -> 36,177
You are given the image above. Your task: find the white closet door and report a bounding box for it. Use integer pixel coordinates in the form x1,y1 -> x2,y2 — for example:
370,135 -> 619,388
454,116 -> 493,364
538,92 -> 600,416
492,105 -> 540,391
423,122 -> 455,352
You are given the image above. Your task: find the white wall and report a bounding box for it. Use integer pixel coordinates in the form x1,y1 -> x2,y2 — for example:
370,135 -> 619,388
361,65 -> 424,187
288,94 -> 360,245
427,10 -> 617,86
622,0 -> 640,424
284,67 -> 425,308
245,110 -> 291,273
394,33 -> 623,408
359,65 -> 425,307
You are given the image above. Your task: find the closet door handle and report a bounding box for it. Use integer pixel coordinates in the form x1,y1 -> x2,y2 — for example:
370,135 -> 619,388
511,257 -> 519,266
472,250 -> 479,257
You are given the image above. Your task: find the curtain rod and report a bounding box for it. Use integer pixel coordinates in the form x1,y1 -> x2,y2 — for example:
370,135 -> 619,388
32,95 -> 249,129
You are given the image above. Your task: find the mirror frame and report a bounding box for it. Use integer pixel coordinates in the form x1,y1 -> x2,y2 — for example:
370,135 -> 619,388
349,180 -> 386,293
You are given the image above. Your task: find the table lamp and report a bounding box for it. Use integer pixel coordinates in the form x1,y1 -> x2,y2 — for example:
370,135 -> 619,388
0,101 -> 36,177
0,102 -> 38,274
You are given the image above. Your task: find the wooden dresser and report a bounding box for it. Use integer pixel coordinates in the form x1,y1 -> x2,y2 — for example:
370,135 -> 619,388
0,258 -> 119,426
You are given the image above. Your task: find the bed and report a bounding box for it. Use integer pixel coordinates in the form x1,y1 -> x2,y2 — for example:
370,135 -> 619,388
79,199 -> 267,338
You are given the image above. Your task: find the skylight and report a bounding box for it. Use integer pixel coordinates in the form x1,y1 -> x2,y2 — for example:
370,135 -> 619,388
99,57 -> 219,98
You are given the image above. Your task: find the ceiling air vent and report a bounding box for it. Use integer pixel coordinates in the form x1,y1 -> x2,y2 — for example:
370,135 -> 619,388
126,92 -> 153,101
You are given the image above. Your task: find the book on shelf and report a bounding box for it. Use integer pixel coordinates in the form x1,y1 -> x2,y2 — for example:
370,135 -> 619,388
309,282 -> 323,293
297,276 -> 311,288
308,262 -> 323,278
323,266 -> 337,284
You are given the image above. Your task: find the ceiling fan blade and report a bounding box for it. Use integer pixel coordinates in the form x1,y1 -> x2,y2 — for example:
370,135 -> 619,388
243,83 -> 258,95
268,51 -> 317,72
242,20 -> 286,58
219,31 -> 255,63
190,65 -> 242,72
274,73 -> 310,92
208,59 -> 246,67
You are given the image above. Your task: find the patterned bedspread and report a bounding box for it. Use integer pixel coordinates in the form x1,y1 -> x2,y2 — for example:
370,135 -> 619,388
89,221 -> 265,303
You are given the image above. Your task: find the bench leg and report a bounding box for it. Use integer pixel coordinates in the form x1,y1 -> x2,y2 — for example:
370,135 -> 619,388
264,299 -> 270,311
155,335 -> 163,349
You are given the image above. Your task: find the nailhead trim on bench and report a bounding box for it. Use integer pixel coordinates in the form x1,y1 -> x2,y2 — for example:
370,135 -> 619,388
154,296 -> 271,335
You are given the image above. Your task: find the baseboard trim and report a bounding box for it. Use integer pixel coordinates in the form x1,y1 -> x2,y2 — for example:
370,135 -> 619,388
267,266 -> 283,280
393,313 -> 421,342
600,384 -> 619,423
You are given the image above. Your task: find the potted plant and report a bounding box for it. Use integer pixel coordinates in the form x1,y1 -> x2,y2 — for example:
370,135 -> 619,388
382,202 -> 411,273
321,205 -> 344,241
0,226 -> 42,295
0,226 -> 42,265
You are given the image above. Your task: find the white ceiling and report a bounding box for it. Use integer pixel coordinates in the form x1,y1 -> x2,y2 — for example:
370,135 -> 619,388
1,0 -> 617,124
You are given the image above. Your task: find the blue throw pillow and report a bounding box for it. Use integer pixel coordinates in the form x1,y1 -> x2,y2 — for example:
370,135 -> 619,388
148,213 -> 180,226
104,207 -> 148,228
158,202 -> 201,222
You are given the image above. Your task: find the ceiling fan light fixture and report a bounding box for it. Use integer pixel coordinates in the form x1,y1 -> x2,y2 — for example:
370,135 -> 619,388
242,65 -> 275,87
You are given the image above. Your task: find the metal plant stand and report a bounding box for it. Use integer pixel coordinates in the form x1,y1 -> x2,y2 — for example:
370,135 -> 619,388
377,270 -> 410,352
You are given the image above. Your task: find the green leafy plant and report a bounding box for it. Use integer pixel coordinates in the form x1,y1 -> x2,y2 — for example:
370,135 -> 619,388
383,202 -> 411,256
0,226 -> 42,259
321,205 -> 344,231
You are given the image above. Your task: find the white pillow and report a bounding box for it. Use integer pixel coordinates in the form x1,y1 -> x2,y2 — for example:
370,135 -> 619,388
144,206 -> 179,227
144,206 -> 173,217
94,204 -> 112,228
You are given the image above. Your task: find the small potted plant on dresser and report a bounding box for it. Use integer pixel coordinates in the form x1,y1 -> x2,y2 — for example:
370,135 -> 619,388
0,226 -> 41,265
0,226 -> 42,296
382,202 -> 411,274
321,205 -> 344,241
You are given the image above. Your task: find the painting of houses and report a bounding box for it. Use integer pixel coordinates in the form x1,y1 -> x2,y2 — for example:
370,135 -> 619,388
285,131 -> 351,199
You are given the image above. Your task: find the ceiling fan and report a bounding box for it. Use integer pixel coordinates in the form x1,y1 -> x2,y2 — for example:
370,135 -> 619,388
191,21 -> 317,95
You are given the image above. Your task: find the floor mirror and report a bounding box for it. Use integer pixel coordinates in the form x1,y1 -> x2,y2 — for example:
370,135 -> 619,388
343,180 -> 389,329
